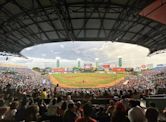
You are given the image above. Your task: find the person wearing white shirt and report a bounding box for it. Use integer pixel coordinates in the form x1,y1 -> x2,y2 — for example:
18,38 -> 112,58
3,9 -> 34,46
128,100 -> 146,122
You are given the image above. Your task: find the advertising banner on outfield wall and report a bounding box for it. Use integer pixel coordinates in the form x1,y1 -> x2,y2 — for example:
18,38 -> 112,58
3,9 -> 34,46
112,68 -> 125,72
52,68 -> 65,73
102,64 -> 110,69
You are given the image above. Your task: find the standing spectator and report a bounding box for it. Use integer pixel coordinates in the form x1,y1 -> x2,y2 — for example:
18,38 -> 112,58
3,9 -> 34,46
37,99 -> 47,117
145,103 -> 159,122
63,103 -> 77,122
111,101 -> 129,122
54,84 -> 59,96
128,100 -> 146,122
106,100 -> 115,118
55,96 -> 64,116
58,101 -> 67,117
47,98 -> 57,116
40,88 -> 47,99
75,101 -> 83,118
15,100 -> 27,122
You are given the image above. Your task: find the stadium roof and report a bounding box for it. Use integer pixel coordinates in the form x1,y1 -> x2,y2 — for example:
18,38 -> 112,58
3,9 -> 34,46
0,0 -> 166,55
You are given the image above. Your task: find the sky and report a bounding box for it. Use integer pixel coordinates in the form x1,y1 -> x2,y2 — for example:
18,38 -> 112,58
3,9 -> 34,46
0,41 -> 166,68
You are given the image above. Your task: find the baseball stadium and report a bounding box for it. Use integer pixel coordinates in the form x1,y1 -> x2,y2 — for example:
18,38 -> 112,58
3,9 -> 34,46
0,0 -> 166,122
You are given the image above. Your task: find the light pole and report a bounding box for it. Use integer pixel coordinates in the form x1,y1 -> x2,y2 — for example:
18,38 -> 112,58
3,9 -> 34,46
95,58 -> 99,69
56,57 -> 60,68
77,58 -> 81,68
118,56 -> 122,68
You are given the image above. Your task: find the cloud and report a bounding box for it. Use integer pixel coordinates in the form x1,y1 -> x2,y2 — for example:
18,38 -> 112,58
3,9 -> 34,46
41,53 -> 46,57
60,44 -> 65,48
0,41 -> 165,68
24,47 -> 34,51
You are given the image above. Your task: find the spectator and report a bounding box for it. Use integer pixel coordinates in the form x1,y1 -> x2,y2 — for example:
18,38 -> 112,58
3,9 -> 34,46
41,88 -> 47,99
76,103 -> 97,122
106,100 -> 115,117
4,101 -> 19,121
128,100 -> 146,122
58,101 -> 67,117
111,101 -> 129,122
37,99 -> 47,117
15,100 -> 27,122
25,105 -> 40,122
63,103 -> 77,122
145,103 -> 159,122
0,99 -> 9,120
75,101 -> 83,118
47,98 -> 57,116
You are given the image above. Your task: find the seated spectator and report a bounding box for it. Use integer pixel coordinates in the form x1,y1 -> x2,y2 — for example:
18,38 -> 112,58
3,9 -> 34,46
66,95 -> 74,105
4,101 -> 19,121
76,103 -> 97,122
25,104 -> 40,122
97,106 -> 110,122
0,99 -> 9,120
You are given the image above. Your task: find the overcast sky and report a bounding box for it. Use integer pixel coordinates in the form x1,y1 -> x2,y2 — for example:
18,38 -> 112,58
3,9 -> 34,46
0,41 -> 166,68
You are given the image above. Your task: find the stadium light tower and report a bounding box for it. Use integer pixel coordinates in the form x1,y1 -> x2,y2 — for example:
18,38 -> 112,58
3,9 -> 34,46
77,58 -> 81,68
95,58 -> 99,68
118,56 -> 122,67
56,57 -> 60,68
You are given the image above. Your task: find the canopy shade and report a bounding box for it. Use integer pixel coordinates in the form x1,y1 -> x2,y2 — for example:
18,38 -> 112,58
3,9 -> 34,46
0,0 -> 166,54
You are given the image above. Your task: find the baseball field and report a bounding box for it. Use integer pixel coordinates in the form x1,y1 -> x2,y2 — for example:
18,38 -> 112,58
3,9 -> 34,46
49,73 -> 126,88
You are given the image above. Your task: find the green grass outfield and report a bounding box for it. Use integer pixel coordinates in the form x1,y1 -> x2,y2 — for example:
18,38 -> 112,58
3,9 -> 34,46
52,73 -> 126,88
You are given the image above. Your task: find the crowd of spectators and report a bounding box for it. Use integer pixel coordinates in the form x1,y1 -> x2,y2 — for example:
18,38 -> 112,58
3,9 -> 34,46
0,67 -> 165,122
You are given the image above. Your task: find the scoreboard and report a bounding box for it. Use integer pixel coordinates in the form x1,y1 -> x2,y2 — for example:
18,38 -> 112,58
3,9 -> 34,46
84,64 -> 92,69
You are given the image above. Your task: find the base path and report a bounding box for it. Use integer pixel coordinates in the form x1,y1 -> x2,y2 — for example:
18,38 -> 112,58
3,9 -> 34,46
49,75 -> 72,88
49,75 -> 124,88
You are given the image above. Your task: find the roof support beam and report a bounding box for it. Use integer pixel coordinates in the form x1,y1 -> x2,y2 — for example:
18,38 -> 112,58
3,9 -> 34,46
50,0 -> 76,41
36,0 -> 62,39
0,7 -> 42,44
13,0 -> 50,41
97,0 -> 112,38
76,0 -> 102,37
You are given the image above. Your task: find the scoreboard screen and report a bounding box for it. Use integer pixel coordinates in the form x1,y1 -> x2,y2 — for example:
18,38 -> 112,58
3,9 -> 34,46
84,64 -> 92,69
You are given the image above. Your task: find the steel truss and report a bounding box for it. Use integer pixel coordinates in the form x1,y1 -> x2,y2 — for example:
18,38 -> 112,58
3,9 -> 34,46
0,0 -> 165,54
